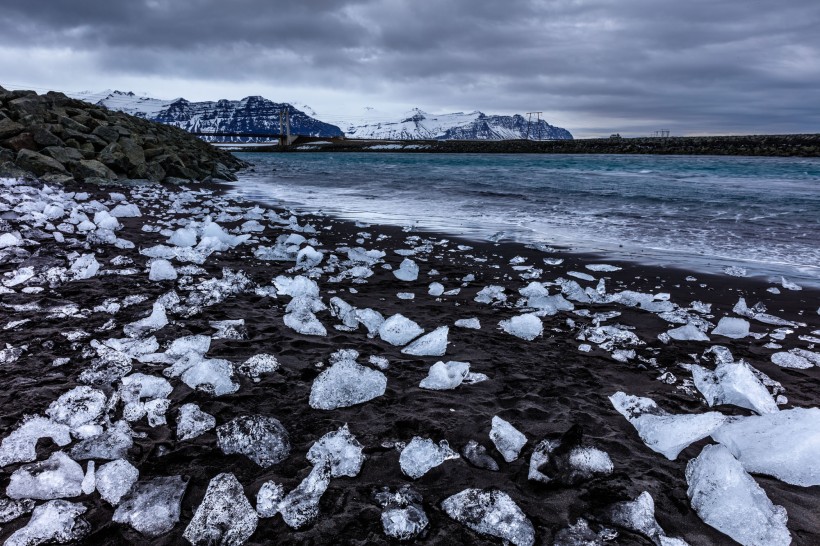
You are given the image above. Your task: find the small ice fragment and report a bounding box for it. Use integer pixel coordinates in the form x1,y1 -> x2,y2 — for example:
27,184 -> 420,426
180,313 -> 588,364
603,491 -> 686,546
399,437 -> 459,479
419,361 -> 470,390
309,358 -> 387,409
454,317 -> 481,329
184,473 -> 258,545
123,302 -> 168,338
490,416 -> 527,463
236,353 -> 279,382
81,461 -> 96,495
70,420 -> 133,461
475,285 -> 506,304
667,323 -> 710,342
148,259 -> 177,281
7,451 -> 84,500
711,407 -> 820,486
780,277 -> 802,291
119,373 -> 173,427
723,266 -> 747,277
692,360 -> 778,415
401,326 -> 448,356
209,319 -> 247,340
499,313 -> 543,341
4,500 -> 90,546
711,317 -> 750,339
528,426 -> 613,485
393,258 -> 419,281
686,444 -> 790,546
379,314 -> 424,346
180,358 -> 239,396
428,282 -> 444,296
177,403 -> 216,441
397,292 -> 414,300
374,485 -> 429,540
441,489 -> 535,546
113,476 -> 187,537
586,264 -> 621,272
110,203 -> 141,217
770,351 -> 813,369
461,440 -> 499,471
96,459 -> 139,505
169,227 -> 197,247
568,271 -> 595,281
216,415 -> 291,468
306,424 -> 365,478
609,392 -> 727,460
278,462 -> 332,529
69,253 -> 100,280
256,481 -> 284,518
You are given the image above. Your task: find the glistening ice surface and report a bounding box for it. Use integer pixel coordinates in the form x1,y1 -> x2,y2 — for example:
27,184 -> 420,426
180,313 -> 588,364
230,153 -> 820,286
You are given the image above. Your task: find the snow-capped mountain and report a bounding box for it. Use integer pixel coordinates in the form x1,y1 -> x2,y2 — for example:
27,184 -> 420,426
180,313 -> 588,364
71,90 -> 343,141
340,108 -> 572,140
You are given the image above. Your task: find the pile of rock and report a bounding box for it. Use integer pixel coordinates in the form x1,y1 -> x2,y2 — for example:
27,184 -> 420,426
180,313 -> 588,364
0,86 -> 246,185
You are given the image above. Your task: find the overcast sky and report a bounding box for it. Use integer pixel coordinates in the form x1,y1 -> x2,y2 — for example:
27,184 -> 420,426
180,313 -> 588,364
1,0 -> 818,137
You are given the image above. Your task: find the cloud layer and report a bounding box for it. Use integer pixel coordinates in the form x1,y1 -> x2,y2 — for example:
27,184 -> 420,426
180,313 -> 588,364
1,0 -> 818,136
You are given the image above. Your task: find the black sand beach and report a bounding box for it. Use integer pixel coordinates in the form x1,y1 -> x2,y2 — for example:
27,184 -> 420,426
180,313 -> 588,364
1,176 -> 818,545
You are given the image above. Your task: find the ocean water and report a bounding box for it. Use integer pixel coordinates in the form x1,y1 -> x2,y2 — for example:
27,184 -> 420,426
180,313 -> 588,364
229,152 -> 820,286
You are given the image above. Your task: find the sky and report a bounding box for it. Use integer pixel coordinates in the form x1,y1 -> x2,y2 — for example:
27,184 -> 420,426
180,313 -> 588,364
0,0 -> 818,138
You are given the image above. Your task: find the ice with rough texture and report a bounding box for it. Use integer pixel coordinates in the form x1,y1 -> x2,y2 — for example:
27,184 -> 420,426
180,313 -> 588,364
0,498 -> 35,525
113,475 -> 187,537
686,444 -> 790,546
7,451 -> 84,500
552,518 -> 619,546
401,326 -> 449,356
499,313 -> 543,341
177,403 -> 216,441
461,440 -> 500,471
256,481 -> 285,518
609,392 -> 728,460
419,360 -> 471,390
96,459 -> 139,505
455,317 -> 481,329
209,319 -> 247,340
181,357 -> 239,396
0,415 -> 71,467
374,485 -> 429,540
711,317 -> 750,339
692,360 -> 778,415
46,386 -> 107,433
528,426 -> 613,485
4,500 -> 90,546
69,253 -> 100,280
217,415 -> 291,468
442,489 -> 535,546
604,491 -> 688,546
379,314 -> 424,346
399,437 -> 459,479
309,358 -> 387,409
490,416 -> 527,462
184,473 -> 258,545
236,353 -> 279,382
119,373 -> 173,426
278,462 -> 332,529
149,259 -> 177,281
475,285 -> 507,304
306,424 -> 365,477
393,258 -> 419,281
668,323 -> 710,341
712,407 -> 820,486
123,302 -> 168,338
70,420 -> 133,460
771,351 -> 813,369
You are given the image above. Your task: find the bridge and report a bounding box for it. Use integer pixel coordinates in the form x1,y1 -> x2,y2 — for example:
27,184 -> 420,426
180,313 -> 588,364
189,131 -> 299,146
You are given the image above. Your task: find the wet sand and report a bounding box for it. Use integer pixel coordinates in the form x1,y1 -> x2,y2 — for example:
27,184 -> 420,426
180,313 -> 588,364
0,179 -> 818,545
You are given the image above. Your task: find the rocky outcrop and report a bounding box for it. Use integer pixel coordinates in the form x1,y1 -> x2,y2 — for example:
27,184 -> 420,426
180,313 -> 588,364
0,85 -> 246,184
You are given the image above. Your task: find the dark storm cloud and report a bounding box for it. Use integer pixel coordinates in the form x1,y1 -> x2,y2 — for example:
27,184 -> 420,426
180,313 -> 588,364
1,0 -> 818,136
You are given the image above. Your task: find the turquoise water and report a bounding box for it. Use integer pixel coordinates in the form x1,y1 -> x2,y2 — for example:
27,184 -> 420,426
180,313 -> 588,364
230,153 -> 820,285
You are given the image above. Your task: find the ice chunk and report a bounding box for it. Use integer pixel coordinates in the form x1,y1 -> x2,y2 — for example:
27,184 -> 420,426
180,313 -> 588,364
461,440 -> 499,471
770,351 -> 813,369
692,360 -> 778,415
177,403 -> 216,441
475,285 -> 506,304
236,353 -> 279,382
374,485 -> 428,540
283,305 -> 327,336
586,264 -> 621,272
609,392 -> 728,460
419,361 -> 470,390
379,314 -> 424,346
603,491 -> 686,546
0,415 -> 71,467
428,282 -> 444,296
0,497 -> 35,525
113,475 -> 187,537
278,462 -> 332,529
711,317 -> 750,339
184,473 -> 258,545
5,500 -> 89,546
256,481 -> 284,518
780,277 -> 802,291
123,302 -> 168,338
490,416 -> 527,462
499,313 -> 543,341
393,258 -> 419,281
399,437 -> 459,479
210,319 -> 247,340
306,424 -> 365,478
181,357 -> 239,396
667,323 -> 710,342
528,425 -> 613,485
167,334 -> 211,358
169,227 -> 198,247
442,489 -> 534,546
69,253 -> 100,280
401,326 -> 448,356
553,518 -> 618,546
354,308 -> 384,336
217,415 -> 291,468
455,317 -> 481,329
119,373 -> 173,426
296,245 -> 323,269
148,259 -> 177,281
7,451 -> 84,500
273,274 -> 319,298
309,358 -> 387,410
686,444 -> 790,546
70,420 -> 133,461
81,461 -> 96,495
712,407 -> 820,486
96,459 -> 139,505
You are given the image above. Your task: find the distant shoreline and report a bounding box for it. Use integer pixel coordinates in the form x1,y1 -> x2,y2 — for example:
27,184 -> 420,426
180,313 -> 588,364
215,133 -> 820,157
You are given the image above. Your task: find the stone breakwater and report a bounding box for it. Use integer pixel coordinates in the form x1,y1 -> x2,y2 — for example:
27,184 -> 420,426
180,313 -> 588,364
0,86 -> 246,185
275,134 -> 820,157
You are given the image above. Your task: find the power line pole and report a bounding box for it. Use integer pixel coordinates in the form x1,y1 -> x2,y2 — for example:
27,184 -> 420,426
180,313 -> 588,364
525,112 -> 532,140
279,111 -> 284,147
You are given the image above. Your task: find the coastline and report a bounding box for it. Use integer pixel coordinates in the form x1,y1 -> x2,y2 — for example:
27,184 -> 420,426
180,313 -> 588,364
0,175 -> 817,544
